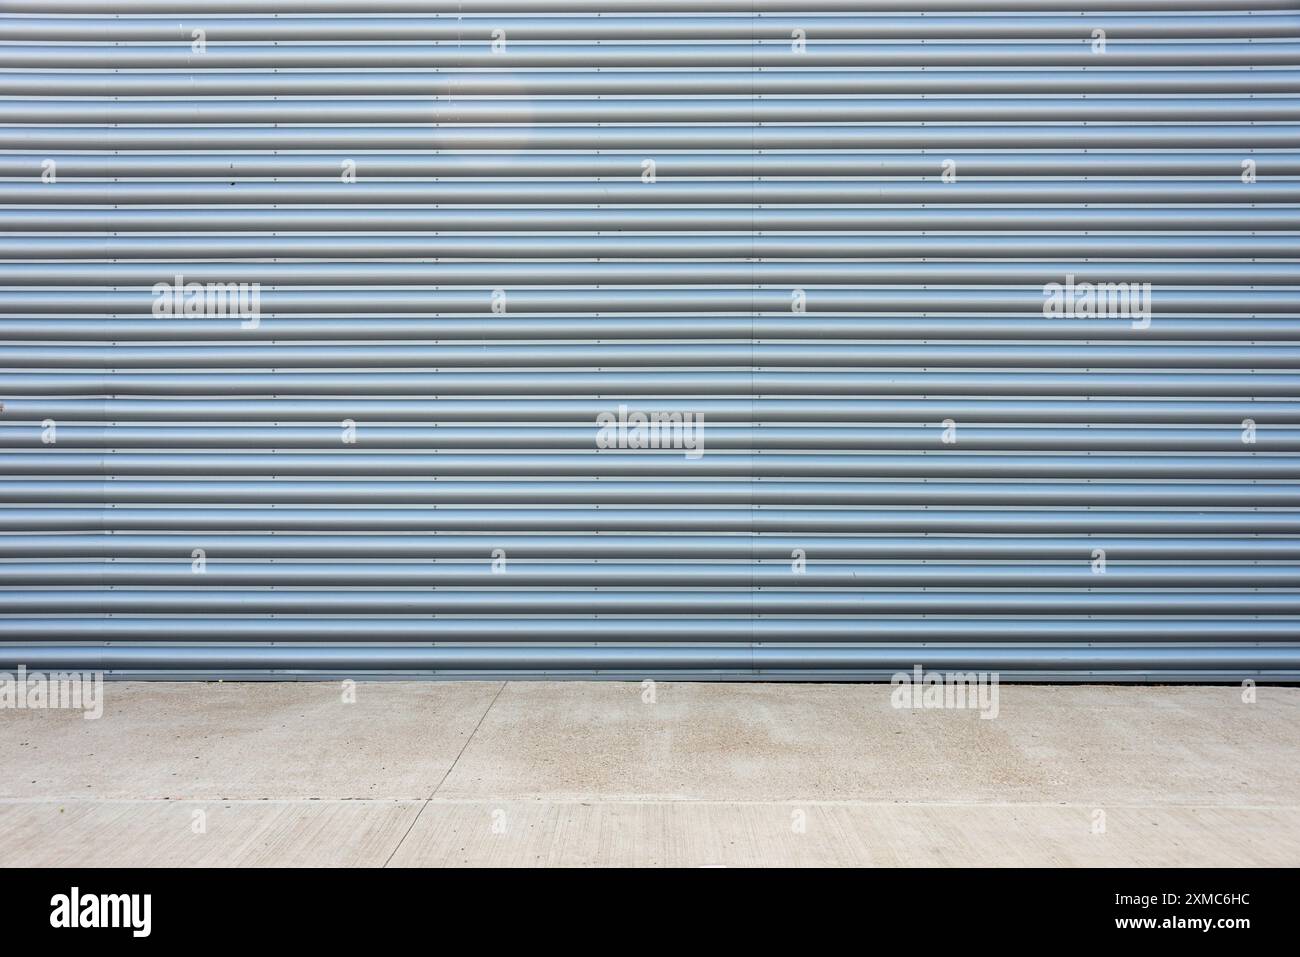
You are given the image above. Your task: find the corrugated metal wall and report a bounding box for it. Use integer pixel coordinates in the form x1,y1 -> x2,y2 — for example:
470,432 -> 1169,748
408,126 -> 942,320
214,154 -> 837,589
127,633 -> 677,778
2,0 -> 1299,680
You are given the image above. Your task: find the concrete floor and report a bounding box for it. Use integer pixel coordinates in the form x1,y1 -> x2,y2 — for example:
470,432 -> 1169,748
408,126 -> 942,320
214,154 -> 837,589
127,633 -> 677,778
0,681 -> 1296,867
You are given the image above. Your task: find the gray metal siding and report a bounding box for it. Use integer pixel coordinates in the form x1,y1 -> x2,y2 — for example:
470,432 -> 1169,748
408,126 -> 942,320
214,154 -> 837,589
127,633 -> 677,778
2,0 -> 1299,680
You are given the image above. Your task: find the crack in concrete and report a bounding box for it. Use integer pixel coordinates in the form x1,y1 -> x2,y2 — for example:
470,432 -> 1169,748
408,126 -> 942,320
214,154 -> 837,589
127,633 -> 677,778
382,680 -> 507,867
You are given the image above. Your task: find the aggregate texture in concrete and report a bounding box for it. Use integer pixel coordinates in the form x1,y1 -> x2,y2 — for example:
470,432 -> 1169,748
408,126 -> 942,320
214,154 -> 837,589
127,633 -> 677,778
0,682 -> 1295,867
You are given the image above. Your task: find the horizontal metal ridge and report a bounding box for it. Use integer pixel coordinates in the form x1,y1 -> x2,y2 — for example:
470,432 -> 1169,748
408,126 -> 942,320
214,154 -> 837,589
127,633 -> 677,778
5,560 -> 1300,588
6,97 -> 1300,124
2,289 -> 1295,315
5,398 -> 1293,424
2,208 -> 1294,231
2,621 -> 1300,642
3,533 -> 1297,560
3,71 -> 1297,96
7,370 -> 1297,396
4,507 -> 1293,534
3,620 -> 1299,641
5,235 -> 1300,262
9,343 -> 1300,370
1,427 -> 1296,452
7,260 -> 1300,285
6,42 -> 1300,69
5,152 -> 1298,178
7,181 -> 1299,204
1,479 -> 1297,507
3,643 -> 1297,681
8,125 -> 1300,149
5,590 -> 1300,614
12,1 -> 1300,13
7,14 -> 1299,42
3,317 -> 1299,342
5,452 -> 1299,479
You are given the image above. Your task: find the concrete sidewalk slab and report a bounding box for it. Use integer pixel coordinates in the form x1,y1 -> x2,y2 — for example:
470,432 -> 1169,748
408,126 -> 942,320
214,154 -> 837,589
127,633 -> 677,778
435,682 -> 1300,806
386,800 -> 1300,868
0,799 -> 421,867
0,681 -> 1296,866
3,798 -> 1293,868
0,680 -> 503,800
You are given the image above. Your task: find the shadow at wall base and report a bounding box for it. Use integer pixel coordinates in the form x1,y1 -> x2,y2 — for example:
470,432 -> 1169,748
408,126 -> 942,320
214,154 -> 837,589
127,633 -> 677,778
1,642 -> 1297,683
